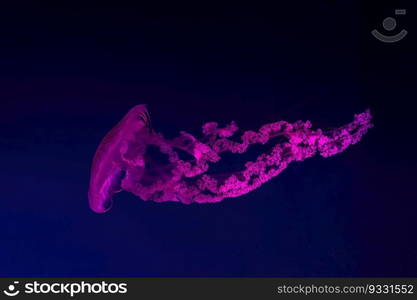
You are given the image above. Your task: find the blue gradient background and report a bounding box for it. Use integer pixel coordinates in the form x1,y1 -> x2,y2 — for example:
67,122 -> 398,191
1,3 -> 416,276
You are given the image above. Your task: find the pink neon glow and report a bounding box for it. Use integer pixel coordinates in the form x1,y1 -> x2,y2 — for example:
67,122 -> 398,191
88,105 -> 373,213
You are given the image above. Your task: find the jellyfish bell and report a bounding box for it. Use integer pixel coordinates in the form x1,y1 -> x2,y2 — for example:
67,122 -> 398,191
88,105 -> 373,213
88,104 -> 151,213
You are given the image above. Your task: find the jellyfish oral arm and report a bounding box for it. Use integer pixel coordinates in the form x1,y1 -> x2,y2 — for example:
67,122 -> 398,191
198,110 -> 373,199
88,106 -> 373,212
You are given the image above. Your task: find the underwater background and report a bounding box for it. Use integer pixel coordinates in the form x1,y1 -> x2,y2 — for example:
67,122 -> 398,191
1,3 -> 416,276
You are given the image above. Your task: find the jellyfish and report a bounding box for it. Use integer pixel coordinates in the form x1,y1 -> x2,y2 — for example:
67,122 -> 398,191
88,104 -> 373,213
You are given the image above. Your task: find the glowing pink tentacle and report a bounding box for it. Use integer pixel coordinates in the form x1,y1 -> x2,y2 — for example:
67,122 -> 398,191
115,109 -> 372,206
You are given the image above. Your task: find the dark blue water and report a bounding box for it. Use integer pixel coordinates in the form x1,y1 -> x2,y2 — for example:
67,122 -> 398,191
1,3 -> 416,276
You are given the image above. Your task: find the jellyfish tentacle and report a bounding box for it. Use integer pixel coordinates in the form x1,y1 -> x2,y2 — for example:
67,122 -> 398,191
88,106 -> 373,212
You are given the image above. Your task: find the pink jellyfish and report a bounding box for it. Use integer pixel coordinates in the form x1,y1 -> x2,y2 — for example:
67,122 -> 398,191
88,104 -> 373,213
